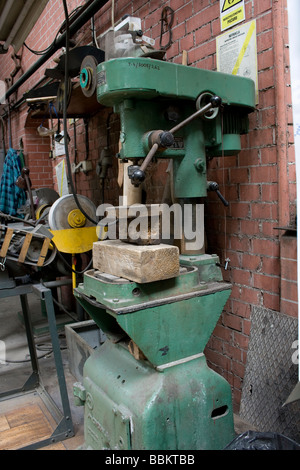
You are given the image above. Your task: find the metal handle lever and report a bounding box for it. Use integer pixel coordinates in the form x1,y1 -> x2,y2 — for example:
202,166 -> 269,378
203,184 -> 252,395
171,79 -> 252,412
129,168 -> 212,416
207,181 -> 229,207
128,96 -> 222,186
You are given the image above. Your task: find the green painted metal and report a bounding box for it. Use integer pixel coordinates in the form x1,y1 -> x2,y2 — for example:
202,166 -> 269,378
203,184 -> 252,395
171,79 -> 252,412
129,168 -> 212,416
74,256 -> 233,449
180,253 -> 224,282
78,341 -> 235,450
96,57 -> 255,199
116,98 -> 209,198
75,274 -> 231,367
97,57 -> 255,109
76,264 -> 216,313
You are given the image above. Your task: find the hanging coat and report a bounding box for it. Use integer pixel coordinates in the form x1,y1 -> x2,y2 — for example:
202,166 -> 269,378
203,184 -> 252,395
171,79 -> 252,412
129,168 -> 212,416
0,148 -> 26,216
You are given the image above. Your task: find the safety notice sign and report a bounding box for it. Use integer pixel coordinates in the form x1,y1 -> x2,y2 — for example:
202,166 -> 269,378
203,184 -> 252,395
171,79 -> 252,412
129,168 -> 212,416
220,0 -> 245,31
216,20 -> 258,103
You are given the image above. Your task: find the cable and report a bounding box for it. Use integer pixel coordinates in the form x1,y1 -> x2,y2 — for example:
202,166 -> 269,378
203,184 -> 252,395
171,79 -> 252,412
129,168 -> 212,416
62,0 -> 98,226
159,6 -> 174,51
24,33 -> 59,56
3,339 -> 67,363
52,241 -> 93,274
24,6 -> 83,56
0,211 -> 36,227
0,116 -> 6,156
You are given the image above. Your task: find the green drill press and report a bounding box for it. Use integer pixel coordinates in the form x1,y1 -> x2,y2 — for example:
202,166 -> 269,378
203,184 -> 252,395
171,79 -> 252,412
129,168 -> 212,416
74,57 -> 255,450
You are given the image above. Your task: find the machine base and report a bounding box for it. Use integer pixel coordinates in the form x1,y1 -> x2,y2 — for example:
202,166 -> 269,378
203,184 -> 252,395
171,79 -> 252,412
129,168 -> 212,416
76,340 -> 235,450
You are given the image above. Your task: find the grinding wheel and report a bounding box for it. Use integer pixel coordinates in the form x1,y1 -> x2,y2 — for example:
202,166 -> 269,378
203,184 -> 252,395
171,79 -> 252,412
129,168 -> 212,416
80,55 -> 98,97
48,194 -> 97,230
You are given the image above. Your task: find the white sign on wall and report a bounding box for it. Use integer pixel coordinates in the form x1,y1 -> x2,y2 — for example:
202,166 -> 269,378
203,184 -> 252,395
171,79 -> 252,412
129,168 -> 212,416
216,20 -> 258,103
55,158 -> 69,197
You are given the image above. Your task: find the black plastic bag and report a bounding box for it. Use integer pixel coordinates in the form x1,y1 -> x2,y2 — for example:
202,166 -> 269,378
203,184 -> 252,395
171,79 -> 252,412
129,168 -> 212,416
225,430 -> 300,450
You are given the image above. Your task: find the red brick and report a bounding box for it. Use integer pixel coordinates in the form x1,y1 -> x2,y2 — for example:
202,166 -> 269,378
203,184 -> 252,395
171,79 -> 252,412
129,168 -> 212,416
233,330 -> 249,350
223,312 -> 243,332
261,256 -> 280,276
261,108 -> 276,128
281,258 -> 297,281
176,2 -> 194,24
212,324 -> 232,343
252,202 -> 276,220
229,202 -> 250,219
280,235 -> 297,259
205,349 -> 231,371
250,165 -> 277,183
263,292 -> 280,311
254,0 -> 272,16
257,49 -> 274,71
280,299 -> 298,318
240,219 -> 260,236
258,68 -> 275,89
230,235 -> 251,252
231,300 -> 251,319
256,11 -> 273,33
281,279 -> 298,303
253,273 -> 280,293
240,184 -> 260,202
206,335 -> 223,353
236,285 -> 261,305
249,128 -> 275,148
241,253 -> 261,271
261,183 -> 278,201
180,34 -> 194,52
230,168 -> 248,184
243,319 -> 251,336
257,30 -> 273,53
252,238 -> 280,257
188,39 -> 215,63
258,88 -> 276,109
195,24 -> 211,44
224,343 -> 242,361
238,149 -> 260,167
231,359 -> 245,379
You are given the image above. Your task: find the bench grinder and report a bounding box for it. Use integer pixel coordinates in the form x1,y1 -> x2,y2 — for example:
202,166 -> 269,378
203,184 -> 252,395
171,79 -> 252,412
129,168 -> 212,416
74,57 -> 255,450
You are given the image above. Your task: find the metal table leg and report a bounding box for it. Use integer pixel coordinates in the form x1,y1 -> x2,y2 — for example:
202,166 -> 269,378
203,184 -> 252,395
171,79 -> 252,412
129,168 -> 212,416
0,282 -> 75,449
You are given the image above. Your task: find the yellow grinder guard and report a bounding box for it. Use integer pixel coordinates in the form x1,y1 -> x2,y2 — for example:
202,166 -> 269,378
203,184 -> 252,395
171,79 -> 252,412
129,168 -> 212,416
50,226 -> 98,289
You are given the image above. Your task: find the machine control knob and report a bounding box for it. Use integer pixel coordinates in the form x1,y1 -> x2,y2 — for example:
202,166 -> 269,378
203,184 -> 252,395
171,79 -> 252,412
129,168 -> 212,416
159,131 -> 174,148
128,165 -> 146,187
210,96 -> 222,108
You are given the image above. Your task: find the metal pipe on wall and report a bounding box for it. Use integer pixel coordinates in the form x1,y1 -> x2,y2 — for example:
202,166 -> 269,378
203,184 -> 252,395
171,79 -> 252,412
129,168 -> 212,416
287,0 -> 300,384
5,0 -> 109,100
273,0 -> 289,229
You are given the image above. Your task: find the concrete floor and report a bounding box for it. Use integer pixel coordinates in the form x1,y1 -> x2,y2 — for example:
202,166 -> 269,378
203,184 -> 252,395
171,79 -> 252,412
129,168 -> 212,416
0,290 -> 84,450
0,287 -> 254,450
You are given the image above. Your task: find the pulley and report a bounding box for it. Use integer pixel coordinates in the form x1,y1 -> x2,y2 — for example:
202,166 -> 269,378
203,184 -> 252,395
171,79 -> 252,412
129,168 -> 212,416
48,194 -> 97,231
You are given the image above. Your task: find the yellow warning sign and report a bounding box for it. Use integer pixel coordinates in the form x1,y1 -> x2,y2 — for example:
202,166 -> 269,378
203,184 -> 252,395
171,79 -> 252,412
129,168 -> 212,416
222,0 -> 243,13
220,0 -> 245,31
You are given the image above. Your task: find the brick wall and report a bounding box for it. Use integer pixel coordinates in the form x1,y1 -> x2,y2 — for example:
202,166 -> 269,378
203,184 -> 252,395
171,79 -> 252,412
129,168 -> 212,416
0,0 -> 297,413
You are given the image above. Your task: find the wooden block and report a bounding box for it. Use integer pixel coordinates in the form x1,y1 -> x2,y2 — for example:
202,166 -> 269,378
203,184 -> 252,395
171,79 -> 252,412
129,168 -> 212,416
18,232 -> 33,263
0,228 -> 14,257
128,340 -> 146,360
93,240 -> 179,283
0,415 -> 10,432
